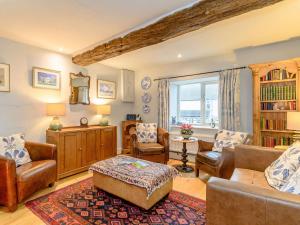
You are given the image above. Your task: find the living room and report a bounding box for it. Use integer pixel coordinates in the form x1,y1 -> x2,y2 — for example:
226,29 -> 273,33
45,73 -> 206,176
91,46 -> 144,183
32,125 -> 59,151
0,0 -> 299,224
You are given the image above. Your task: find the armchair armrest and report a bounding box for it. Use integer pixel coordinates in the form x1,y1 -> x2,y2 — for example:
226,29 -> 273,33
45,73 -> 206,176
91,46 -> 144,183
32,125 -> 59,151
198,140 -> 214,152
235,145 -> 283,172
0,155 -> 17,211
25,142 -> 56,161
157,128 -> 169,148
130,134 -> 138,155
207,177 -> 300,225
219,147 -> 235,179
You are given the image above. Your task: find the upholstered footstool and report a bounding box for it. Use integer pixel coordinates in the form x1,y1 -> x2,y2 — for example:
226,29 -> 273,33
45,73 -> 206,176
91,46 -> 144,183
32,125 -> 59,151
90,155 -> 179,210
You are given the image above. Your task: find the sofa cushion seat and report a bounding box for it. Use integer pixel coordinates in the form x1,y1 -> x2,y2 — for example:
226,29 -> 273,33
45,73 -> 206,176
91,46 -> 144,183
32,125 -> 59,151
231,168 -> 274,191
196,151 -> 222,166
136,143 -> 164,155
16,160 -> 56,201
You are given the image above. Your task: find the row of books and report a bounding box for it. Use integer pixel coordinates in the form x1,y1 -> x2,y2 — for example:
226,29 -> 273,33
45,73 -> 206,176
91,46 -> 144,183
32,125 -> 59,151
260,118 -> 286,130
262,136 -> 293,148
260,85 -> 296,101
261,101 -> 296,110
260,69 -> 296,81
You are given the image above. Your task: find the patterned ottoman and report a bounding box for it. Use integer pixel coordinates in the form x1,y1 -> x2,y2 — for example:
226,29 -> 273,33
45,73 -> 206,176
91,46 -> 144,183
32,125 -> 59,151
90,155 -> 179,210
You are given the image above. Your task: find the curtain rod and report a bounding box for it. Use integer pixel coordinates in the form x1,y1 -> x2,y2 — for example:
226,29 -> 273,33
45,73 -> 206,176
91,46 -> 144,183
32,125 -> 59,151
153,66 -> 247,81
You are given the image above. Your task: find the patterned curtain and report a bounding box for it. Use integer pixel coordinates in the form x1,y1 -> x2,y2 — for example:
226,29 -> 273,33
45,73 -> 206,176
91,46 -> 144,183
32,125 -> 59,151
219,69 -> 241,131
158,80 -> 170,130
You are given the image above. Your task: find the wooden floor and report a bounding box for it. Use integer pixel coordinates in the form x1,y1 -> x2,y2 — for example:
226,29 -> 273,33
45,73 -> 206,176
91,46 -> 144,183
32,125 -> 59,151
0,159 -> 209,225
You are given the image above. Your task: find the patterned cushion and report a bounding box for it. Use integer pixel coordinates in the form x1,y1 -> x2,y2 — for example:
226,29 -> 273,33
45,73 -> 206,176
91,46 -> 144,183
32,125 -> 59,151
212,130 -> 248,152
136,123 -> 157,143
281,167 -> 300,195
265,145 -> 300,190
0,133 -> 32,167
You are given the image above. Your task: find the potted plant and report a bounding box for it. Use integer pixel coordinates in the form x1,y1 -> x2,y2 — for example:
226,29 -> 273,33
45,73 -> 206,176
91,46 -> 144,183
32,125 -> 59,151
180,123 -> 194,140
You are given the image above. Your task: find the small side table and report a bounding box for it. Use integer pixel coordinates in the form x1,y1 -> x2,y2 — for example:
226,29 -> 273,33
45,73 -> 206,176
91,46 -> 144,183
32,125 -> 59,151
172,137 -> 198,173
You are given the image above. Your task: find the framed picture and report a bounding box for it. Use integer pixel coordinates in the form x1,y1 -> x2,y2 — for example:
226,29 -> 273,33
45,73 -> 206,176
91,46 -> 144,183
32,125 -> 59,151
97,80 -> 116,99
0,63 -> 10,92
32,67 -> 61,90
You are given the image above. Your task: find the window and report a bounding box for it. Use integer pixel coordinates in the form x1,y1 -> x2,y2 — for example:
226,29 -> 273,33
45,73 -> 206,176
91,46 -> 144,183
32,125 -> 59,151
170,76 -> 219,127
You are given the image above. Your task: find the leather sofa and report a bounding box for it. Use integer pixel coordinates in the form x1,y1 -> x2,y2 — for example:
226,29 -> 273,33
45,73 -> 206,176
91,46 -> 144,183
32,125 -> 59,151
195,134 -> 252,179
0,142 -> 57,212
130,128 -> 169,164
207,145 -> 300,225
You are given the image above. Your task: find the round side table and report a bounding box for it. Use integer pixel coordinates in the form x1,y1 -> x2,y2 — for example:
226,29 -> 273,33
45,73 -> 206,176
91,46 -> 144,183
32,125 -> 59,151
172,137 -> 198,173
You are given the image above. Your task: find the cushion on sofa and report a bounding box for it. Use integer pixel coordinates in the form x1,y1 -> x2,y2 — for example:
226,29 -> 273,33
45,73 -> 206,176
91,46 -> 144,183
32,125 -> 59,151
136,123 -> 157,143
231,168 -> 274,191
265,145 -> 300,190
0,133 -> 32,167
212,130 -> 248,152
281,167 -> 300,195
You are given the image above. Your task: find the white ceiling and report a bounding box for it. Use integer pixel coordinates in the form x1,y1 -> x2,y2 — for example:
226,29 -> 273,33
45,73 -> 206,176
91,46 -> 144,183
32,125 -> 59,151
101,0 -> 300,70
0,0 -> 197,54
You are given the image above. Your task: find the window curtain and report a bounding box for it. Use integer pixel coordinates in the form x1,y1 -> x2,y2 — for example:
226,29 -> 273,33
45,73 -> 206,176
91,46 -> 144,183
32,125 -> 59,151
158,80 -> 170,130
219,69 -> 241,131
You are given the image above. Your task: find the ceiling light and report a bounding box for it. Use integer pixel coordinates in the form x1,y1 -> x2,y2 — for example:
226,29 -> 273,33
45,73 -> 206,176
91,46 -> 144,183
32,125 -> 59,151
58,48 -> 64,52
177,53 -> 182,58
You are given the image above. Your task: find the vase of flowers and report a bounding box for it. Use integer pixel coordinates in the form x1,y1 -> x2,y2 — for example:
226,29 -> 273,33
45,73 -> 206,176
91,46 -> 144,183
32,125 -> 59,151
180,123 -> 194,140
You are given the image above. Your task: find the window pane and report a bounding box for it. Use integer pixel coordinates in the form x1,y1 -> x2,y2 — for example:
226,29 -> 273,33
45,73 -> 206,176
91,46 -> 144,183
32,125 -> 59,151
180,83 -> 201,101
205,83 -> 219,124
179,100 -> 201,125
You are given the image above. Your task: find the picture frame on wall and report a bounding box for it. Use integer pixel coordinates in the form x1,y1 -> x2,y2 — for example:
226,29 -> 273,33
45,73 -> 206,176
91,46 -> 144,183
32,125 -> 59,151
32,67 -> 61,90
0,63 -> 10,92
97,79 -> 116,99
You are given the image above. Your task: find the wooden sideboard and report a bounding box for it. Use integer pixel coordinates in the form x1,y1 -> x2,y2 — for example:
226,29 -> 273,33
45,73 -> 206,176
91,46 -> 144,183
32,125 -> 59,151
46,125 -> 117,179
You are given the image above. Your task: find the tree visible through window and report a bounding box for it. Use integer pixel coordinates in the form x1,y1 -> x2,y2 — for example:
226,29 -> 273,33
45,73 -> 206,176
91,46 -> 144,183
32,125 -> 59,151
169,76 -> 219,127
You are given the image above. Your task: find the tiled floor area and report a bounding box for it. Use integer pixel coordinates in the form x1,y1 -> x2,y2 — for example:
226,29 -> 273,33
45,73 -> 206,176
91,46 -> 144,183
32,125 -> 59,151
0,159 -> 209,225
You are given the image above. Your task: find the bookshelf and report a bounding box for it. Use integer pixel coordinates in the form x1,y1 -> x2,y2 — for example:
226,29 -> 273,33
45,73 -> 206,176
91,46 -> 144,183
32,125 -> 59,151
250,58 -> 300,147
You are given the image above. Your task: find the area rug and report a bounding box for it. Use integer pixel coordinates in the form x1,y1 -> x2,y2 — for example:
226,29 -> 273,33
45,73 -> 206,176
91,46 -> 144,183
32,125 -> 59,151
25,178 -> 206,225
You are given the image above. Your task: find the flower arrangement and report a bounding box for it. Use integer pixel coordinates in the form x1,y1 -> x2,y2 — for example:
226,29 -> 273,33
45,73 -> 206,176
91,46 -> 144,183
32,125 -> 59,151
180,123 -> 194,139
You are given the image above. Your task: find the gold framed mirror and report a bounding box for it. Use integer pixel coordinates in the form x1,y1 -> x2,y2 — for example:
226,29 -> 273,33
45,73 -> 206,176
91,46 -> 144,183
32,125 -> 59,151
69,72 -> 90,105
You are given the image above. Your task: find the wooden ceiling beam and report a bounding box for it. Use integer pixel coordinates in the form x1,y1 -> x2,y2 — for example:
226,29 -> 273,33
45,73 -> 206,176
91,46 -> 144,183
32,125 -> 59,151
72,0 -> 283,66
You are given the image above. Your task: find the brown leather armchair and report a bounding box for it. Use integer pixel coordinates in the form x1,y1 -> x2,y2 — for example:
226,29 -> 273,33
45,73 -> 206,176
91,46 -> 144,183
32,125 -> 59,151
0,142 -> 57,212
206,145 -> 300,225
195,134 -> 252,179
130,128 -> 169,164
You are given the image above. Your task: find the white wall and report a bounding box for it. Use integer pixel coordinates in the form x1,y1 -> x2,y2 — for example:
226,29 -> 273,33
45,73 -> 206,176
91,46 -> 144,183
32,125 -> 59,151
0,38 -> 134,152
134,37 -> 300,136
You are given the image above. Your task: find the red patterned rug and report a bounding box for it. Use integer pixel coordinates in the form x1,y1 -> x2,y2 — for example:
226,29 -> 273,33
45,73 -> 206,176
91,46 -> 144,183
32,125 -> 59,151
26,178 -> 206,225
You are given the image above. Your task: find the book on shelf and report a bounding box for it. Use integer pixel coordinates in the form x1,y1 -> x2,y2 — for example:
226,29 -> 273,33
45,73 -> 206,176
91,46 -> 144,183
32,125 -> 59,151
260,101 -> 296,111
262,136 -> 293,148
260,118 -> 286,130
260,69 -> 296,81
260,85 -> 296,101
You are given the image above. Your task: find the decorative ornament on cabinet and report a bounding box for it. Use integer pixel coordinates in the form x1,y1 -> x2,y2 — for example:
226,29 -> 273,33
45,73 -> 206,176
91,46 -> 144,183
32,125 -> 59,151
97,104 -> 111,126
46,103 -> 66,131
80,117 -> 89,127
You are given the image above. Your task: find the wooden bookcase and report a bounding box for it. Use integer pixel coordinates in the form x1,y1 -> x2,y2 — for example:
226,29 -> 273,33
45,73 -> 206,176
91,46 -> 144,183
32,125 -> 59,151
250,58 -> 300,147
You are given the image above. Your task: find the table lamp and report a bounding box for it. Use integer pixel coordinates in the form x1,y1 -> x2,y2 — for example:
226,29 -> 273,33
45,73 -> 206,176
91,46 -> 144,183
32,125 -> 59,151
97,104 -> 111,126
47,103 -> 66,131
287,112 -> 300,143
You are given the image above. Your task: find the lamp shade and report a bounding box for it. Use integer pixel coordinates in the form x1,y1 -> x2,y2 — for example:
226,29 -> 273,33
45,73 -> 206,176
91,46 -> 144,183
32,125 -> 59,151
46,103 -> 66,116
97,105 -> 111,115
287,112 -> 300,131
